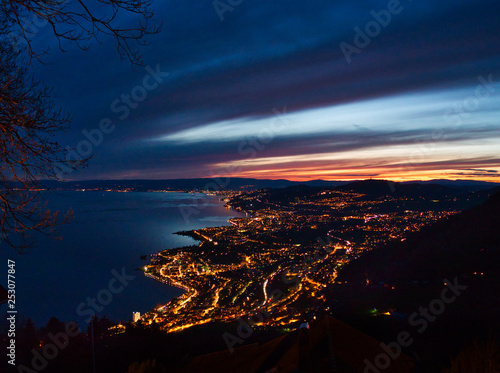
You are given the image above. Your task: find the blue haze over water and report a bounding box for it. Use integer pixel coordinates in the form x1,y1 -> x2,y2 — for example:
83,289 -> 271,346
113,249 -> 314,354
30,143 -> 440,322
0,192 -> 245,327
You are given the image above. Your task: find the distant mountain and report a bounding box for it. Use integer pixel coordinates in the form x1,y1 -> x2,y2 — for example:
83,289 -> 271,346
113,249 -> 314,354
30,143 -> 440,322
300,179 -> 354,187
28,177 -> 500,193
336,179 -> 497,198
403,179 -> 500,190
37,178 -> 349,191
334,179 -> 500,211
337,179 -> 452,198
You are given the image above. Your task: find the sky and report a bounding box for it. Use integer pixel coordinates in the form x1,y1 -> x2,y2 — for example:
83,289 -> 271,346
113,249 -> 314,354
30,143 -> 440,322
29,0 -> 500,182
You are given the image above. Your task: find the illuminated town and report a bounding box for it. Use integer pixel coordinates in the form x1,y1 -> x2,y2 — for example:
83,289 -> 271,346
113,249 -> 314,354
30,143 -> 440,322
138,182 -> 462,333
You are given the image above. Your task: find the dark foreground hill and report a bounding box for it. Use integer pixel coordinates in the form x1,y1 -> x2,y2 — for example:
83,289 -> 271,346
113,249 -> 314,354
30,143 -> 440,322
330,190 -> 500,371
179,316 -> 414,373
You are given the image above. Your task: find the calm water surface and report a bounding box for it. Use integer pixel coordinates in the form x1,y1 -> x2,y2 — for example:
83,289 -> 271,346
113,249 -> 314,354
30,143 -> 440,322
0,191 -> 245,327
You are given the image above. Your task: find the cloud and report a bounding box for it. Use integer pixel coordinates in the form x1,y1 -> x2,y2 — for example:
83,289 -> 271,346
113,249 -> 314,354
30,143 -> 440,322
451,172 -> 500,178
462,168 -> 498,173
27,0 -> 500,181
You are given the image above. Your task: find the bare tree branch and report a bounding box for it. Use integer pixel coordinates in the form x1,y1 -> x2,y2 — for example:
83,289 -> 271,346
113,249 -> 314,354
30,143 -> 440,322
2,0 -> 160,66
0,21 -> 86,251
0,1 -> 159,252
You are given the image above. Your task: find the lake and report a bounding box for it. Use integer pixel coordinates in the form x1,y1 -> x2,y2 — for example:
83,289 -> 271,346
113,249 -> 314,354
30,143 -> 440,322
0,191 -> 245,327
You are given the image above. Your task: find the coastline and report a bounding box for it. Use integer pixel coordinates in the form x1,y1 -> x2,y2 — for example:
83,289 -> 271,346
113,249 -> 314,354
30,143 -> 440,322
144,272 -> 190,292
173,230 -> 204,242
140,194 -> 245,321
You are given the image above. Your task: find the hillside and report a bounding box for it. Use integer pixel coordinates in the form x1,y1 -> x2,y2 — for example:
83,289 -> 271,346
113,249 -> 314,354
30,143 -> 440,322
337,189 -> 500,283
330,190 -> 500,371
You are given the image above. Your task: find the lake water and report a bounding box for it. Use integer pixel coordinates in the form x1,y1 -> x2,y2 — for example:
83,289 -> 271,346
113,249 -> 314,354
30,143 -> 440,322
0,191 -> 245,327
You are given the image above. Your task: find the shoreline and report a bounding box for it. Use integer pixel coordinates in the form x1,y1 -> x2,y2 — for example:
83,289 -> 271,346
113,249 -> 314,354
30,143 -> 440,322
174,230 -> 203,241
140,195 -> 245,323
143,272 -> 190,292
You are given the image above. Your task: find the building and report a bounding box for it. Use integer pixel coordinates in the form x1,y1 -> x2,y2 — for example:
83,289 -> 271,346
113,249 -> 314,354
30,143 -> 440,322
132,312 -> 141,322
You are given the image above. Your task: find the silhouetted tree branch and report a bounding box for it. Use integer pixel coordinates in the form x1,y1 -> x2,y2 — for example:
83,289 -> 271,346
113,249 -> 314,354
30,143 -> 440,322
2,0 -> 159,65
0,1 -> 158,252
0,21 -> 85,251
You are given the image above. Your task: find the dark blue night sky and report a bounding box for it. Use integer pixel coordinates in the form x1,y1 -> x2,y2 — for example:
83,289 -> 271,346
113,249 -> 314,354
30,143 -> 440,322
30,0 -> 500,181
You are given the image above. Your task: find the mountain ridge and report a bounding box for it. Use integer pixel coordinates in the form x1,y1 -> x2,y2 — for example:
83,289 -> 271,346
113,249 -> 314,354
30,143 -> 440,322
34,177 -> 499,192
